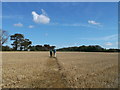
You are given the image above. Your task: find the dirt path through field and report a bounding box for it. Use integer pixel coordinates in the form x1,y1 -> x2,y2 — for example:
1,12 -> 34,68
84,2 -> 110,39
43,57 -> 68,88
29,57 -> 68,88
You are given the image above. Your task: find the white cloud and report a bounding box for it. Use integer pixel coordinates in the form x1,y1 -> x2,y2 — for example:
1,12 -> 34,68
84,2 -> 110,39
28,25 -> 34,28
13,22 -> 23,27
32,9 -> 50,24
105,42 -> 113,46
88,20 -> 100,25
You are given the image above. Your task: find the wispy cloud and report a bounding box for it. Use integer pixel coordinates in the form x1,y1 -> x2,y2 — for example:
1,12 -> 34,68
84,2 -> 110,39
0,15 -> 23,19
103,41 -> 119,49
28,25 -> 34,28
62,23 -> 99,28
102,34 -> 118,41
48,22 -> 101,29
13,22 -> 23,27
105,42 -> 113,46
88,20 -> 100,25
80,34 -> 118,41
32,9 -> 50,24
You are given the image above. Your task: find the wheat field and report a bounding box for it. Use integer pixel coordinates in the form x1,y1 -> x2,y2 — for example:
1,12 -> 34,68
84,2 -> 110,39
2,52 -> 118,88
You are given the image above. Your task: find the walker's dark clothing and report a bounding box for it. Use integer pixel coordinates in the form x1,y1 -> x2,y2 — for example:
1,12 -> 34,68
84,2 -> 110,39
50,49 -> 52,57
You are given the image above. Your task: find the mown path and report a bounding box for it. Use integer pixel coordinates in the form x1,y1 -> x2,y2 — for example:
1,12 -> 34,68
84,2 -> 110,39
43,57 -> 68,88
29,57 -> 69,88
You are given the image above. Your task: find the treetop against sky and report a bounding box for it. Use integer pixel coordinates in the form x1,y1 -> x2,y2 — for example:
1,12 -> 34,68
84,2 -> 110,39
2,2 -> 118,49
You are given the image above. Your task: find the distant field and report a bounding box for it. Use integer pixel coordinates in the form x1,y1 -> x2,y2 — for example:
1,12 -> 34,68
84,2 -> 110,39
2,52 -> 118,88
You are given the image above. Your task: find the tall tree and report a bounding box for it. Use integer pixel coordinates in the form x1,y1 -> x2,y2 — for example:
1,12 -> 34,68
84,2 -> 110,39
21,39 -> 32,51
10,33 -> 24,51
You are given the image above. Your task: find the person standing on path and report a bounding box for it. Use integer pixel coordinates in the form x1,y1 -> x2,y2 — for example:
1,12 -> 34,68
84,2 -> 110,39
53,49 -> 56,57
50,48 -> 53,57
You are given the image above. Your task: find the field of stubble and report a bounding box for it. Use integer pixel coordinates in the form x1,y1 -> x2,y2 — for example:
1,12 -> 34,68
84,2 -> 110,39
2,52 -> 118,88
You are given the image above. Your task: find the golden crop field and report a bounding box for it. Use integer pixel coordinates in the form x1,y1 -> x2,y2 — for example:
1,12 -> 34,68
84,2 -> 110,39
2,52 -> 118,88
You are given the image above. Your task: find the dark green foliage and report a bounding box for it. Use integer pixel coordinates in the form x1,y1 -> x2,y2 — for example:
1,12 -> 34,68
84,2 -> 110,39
29,44 -> 55,51
10,33 -> 32,51
57,45 -> 119,52
29,45 -> 45,51
21,39 -> 32,51
10,33 -> 24,51
2,46 -> 12,51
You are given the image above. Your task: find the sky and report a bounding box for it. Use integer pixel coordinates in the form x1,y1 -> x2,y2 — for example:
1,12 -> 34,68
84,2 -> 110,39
2,2 -> 118,49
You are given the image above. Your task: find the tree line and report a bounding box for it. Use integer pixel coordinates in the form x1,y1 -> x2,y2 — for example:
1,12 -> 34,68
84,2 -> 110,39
1,30 -> 120,52
57,45 -> 120,52
1,30 -> 55,51
2,44 -> 55,51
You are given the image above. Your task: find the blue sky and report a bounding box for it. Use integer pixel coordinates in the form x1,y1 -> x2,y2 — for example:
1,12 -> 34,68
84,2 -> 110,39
2,2 -> 118,49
